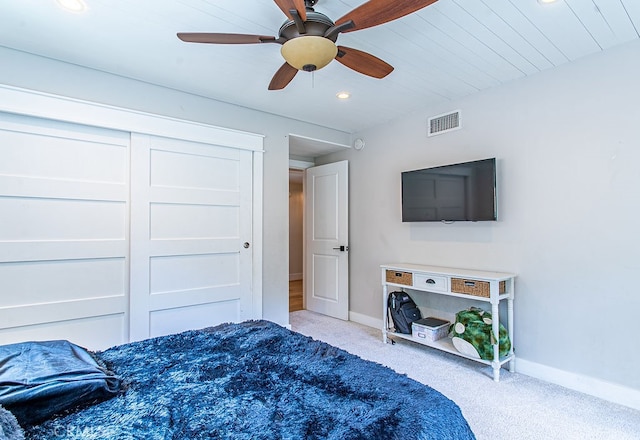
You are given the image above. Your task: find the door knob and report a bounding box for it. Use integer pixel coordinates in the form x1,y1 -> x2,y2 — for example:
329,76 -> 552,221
332,245 -> 349,252
243,242 -> 250,249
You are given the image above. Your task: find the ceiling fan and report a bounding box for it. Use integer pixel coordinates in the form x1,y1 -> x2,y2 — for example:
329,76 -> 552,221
177,0 -> 438,90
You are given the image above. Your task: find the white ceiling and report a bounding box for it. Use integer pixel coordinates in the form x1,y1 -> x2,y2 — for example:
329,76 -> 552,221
1,0 -> 639,136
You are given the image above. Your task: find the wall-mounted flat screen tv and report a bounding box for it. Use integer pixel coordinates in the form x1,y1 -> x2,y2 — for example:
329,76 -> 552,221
401,158 -> 497,222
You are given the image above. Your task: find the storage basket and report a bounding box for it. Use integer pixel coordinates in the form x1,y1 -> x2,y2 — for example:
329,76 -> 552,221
385,270 -> 413,286
451,278 -> 506,298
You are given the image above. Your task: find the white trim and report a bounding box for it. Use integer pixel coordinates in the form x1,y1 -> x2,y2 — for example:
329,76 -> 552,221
289,159 -> 315,170
349,311 -> 382,330
252,150 -> 264,319
516,358 -> 640,411
0,84 -> 264,151
289,133 -> 350,149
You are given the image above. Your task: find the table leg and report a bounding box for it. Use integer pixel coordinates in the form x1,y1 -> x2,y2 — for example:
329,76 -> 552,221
491,300 -> 500,382
508,295 -> 515,372
382,284 -> 388,344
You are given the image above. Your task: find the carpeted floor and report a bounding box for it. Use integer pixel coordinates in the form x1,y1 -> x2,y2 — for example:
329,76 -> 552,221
290,310 -> 640,440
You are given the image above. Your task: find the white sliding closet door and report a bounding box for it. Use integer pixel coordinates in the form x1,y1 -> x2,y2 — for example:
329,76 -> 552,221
0,87 -> 262,349
129,134 -> 254,340
0,112 -> 130,350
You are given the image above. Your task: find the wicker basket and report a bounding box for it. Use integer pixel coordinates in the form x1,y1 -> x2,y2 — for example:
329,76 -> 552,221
385,270 -> 413,286
451,278 -> 506,298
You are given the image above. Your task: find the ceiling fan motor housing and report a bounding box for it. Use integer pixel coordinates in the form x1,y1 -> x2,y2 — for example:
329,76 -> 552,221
278,11 -> 337,41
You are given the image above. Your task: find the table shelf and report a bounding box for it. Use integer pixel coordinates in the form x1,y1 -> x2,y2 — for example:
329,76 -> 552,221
382,263 -> 516,381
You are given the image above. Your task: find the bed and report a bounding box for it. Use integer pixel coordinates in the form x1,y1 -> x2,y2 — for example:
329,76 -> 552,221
0,320 -> 475,439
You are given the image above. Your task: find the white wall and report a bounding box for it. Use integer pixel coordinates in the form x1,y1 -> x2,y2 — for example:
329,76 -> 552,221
0,46 -> 350,327
320,39 -> 640,394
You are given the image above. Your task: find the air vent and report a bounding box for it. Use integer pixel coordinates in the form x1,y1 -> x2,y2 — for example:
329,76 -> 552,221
428,110 -> 461,136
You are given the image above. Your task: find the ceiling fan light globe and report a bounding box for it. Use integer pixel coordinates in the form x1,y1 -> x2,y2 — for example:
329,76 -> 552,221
281,36 -> 337,71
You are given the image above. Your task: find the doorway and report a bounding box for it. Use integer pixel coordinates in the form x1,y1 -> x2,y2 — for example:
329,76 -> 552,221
289,168 -> 304,312
288,135 -> 351,318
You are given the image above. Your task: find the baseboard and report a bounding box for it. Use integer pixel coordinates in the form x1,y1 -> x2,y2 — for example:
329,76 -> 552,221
348,312 -> 640,411
516,358 -> 640,411
289,273 -> 302,281
348,312 -> 382,330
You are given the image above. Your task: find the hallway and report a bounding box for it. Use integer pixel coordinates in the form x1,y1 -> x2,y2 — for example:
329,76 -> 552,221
289,280 -> 303,312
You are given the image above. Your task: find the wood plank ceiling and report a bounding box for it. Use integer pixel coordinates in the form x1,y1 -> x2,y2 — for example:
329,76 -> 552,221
0,0 -> 638,133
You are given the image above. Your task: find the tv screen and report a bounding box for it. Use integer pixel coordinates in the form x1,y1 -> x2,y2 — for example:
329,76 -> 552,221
401,158 -> 497,222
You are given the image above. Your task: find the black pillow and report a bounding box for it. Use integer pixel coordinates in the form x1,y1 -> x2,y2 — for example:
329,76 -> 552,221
0,340 -> 121,426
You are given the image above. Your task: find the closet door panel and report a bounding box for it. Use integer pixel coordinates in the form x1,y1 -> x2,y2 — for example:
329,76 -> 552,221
149,301 -> 240,338
130,134 -> 253,340
0,112 -> 129,350
150,203 -> 239,239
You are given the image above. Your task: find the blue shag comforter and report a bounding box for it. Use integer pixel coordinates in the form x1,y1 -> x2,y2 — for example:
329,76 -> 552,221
25,320 -> 475,439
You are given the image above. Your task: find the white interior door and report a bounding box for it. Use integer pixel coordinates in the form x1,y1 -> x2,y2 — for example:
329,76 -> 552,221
304,161 -> 349,320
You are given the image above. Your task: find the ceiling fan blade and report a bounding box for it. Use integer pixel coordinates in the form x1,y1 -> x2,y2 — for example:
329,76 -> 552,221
335,46 -> 394,79
273,0 -> 307,21
177,33 -> 276,44
268,63 -> 299,90
335,0 -> 438,33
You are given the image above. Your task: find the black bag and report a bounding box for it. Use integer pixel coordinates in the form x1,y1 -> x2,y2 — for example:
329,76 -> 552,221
387,291 -> 422,334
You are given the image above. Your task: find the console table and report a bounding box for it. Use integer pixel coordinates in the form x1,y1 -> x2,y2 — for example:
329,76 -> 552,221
381,263 -> 515,381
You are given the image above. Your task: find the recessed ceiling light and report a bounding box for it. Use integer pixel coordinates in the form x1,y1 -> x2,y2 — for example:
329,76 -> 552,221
538,0 -> 558,4
336,91 -> 351,100
56,0 -> 87,13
